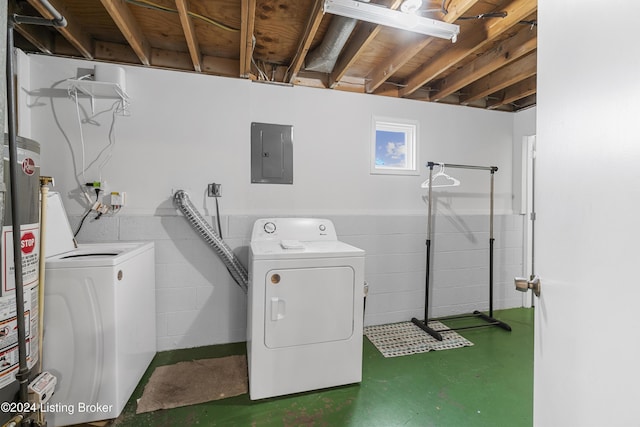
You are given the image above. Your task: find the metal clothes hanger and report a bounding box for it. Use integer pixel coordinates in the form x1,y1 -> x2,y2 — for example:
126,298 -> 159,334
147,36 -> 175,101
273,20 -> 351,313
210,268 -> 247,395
420,163 -> 461,188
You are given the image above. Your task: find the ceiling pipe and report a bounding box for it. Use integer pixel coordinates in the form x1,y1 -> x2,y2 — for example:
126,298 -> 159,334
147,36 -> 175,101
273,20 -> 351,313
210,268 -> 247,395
12,0 -> 67,27
36,0 -> 67,26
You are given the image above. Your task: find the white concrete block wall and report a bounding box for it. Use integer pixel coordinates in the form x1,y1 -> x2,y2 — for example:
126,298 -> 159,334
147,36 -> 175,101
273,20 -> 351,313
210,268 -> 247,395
22,54 -> 534,352
68,211 -> 522,351
337,213 -> 524,325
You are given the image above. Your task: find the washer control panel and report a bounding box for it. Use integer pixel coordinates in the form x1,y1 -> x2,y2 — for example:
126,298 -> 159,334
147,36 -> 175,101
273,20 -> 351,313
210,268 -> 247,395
251,218 -> 338,242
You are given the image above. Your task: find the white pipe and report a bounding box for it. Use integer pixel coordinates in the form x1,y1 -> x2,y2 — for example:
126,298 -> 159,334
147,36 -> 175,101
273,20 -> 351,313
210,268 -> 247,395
35,0 -> 67,27
36,182 -> 53,425
37,184 -> 49,374
36,181 -> 50,426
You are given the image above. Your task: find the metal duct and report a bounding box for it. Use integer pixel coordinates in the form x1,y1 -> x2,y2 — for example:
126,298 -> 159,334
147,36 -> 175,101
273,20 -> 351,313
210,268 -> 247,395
305,15 -> 358,73
306,0 -> 371,73
173,190 -> 248,293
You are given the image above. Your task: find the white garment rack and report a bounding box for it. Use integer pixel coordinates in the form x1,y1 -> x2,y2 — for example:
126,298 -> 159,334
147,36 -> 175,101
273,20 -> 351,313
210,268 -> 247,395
412,162 -> 511,340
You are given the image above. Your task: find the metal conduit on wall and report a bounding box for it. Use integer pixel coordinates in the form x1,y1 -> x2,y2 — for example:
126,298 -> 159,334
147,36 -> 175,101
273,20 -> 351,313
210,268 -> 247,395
173,190 -> 248,293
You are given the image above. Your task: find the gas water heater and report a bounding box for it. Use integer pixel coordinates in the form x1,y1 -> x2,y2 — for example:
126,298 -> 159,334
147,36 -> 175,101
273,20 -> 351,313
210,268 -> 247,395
0,135 -> 41,405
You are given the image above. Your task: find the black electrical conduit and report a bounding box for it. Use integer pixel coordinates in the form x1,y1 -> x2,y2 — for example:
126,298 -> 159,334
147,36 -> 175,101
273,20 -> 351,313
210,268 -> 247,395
173,191 -> 248,293
6,0 -> 67,414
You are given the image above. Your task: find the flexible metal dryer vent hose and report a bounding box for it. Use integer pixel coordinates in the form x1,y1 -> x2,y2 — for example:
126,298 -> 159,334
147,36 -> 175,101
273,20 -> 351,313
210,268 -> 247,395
173,190 -> 248,293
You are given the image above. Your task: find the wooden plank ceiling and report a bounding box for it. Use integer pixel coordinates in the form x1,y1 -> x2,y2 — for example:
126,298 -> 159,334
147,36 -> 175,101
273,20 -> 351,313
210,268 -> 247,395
10,0 -> 537,111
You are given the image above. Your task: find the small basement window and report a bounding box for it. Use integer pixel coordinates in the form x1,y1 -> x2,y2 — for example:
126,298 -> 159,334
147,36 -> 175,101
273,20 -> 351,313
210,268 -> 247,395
371,117 -> 419,175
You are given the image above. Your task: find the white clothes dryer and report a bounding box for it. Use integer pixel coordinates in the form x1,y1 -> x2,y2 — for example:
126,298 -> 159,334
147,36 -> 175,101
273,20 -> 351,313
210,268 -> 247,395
42,192 -> 156,426
248,218 -> 365,400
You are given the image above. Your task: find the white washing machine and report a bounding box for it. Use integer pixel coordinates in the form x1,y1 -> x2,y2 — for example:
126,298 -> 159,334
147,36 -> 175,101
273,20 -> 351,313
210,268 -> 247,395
248,218 -> 365,400
42,192 -> 156,427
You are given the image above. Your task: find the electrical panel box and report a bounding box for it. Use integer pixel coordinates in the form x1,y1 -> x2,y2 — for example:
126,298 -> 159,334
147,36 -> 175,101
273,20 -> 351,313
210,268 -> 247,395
251,122 -> 293,184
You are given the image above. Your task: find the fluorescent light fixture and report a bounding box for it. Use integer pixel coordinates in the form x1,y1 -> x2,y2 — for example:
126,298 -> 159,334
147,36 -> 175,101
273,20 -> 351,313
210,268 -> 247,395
323,0 -> 459,42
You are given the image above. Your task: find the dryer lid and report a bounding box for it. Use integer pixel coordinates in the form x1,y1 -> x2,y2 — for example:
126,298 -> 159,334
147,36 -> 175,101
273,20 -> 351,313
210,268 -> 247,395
44,192 -> 77,258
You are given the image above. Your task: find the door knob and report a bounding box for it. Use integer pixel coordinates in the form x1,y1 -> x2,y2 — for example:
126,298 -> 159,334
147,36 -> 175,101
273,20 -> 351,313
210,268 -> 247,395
514,275 -> 541,297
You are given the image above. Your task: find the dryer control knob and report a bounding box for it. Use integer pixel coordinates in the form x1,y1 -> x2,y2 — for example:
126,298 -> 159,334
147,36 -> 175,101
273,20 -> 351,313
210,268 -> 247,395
264,222 -> 276,234
319,224 -> 326,232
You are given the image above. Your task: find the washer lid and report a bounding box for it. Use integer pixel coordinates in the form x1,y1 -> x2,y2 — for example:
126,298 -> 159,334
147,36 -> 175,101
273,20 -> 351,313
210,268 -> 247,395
45,242 -> 154,268
251,240 -> 364,260
45,192 -> 77,257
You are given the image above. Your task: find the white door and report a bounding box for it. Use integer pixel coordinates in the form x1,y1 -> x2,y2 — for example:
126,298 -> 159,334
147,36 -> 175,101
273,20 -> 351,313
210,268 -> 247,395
535,1 -> 640,425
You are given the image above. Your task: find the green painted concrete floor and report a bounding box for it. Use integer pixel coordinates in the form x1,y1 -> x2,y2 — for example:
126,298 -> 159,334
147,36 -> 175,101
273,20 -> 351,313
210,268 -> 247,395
112,308 -> 533,427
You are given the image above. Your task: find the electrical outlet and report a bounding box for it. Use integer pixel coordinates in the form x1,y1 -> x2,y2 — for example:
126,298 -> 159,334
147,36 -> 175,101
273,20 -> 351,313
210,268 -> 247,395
207,183 -> 221,197
108,192 -> 126,207
91,202 -> 109,214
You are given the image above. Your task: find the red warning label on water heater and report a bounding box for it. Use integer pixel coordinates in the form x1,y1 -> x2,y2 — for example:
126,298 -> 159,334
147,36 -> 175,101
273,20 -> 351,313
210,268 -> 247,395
20,232 -> 36,254
21,158 -> 35,176
1,225 -> 40,295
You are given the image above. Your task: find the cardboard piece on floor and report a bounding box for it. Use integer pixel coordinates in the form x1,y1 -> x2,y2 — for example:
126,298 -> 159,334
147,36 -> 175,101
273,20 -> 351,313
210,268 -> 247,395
136,355 -> 248,414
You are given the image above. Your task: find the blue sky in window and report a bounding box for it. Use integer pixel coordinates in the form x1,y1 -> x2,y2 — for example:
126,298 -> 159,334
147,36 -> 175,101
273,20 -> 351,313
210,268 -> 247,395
375,130 -> 407,167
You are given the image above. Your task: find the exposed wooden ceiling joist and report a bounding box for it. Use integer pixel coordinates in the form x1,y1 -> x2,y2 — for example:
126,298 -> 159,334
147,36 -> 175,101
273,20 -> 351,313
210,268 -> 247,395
510,93 -> 536,110
487,74 -> 536,109
461,50 -> 536,104
14,23 -> 54,54
286,0 -> 325,83
240,0 -> 257,78
399,0 -> 537,98
329,0 -> 403,89
16,0 -> 537,112
175,0 -> 202,72
27,0 -> 93,59
100,0 -> 151,66
432,23 -> 537,101
94,40 -> 239,77
365,0 -> 480,94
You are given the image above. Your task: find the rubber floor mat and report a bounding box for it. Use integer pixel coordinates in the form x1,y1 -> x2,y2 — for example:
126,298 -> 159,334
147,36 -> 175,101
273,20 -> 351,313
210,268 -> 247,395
364,321 -> 473,358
